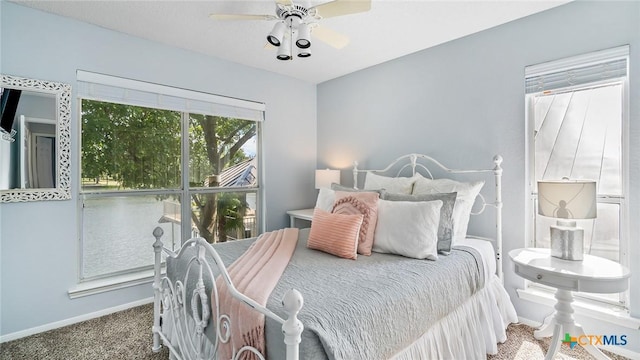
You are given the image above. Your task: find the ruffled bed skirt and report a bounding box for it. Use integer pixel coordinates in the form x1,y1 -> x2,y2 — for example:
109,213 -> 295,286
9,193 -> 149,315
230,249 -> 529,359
162,274 -> 517,360
392,274 -> 518,360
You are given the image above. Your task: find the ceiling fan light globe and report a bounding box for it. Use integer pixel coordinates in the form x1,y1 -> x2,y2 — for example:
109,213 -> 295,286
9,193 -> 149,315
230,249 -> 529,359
297,45 -> 311,58
267,35 -> 281,47
296,22 -> 311,49
276,34 -> 292,60
267,21 -> 286,47
296,39 -> 310,49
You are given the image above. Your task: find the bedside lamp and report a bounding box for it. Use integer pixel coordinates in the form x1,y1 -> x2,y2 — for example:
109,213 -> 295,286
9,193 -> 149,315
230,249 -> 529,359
538,180 -> 597,261
315,169 -> 340,189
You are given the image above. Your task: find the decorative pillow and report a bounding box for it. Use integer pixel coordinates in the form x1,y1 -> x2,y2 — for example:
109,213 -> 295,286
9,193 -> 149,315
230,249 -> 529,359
372,199 -> 442,260
412,176 -> 484,244
307,208 -> 363,260
332,191 -> 379,256
381,191 -> 457,254
363,172 -> 418,194
315,187 -> 336,212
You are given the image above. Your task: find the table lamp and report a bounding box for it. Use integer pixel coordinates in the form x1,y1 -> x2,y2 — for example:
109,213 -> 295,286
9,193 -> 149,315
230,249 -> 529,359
315,169 -> 340,189
537,180 -> 597,261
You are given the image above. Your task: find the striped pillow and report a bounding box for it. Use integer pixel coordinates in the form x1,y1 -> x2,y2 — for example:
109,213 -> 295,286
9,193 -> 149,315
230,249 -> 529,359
307,208 -> 363,260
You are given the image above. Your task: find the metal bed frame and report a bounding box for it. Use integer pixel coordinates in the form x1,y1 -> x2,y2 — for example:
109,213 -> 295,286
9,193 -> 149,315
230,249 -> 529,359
151,153 -> 504,360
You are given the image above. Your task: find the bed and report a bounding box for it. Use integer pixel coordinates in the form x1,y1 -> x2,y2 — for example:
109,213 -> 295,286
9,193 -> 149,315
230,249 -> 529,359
151,153 -> 518,360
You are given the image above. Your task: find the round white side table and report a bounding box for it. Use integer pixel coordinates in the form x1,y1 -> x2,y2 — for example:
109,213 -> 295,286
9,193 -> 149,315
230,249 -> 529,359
509,248 -> 630,360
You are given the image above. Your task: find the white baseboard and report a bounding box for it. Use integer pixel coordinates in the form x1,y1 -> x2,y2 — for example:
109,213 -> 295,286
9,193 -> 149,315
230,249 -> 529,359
516,316 -> 542,328
0,297 -> 153,343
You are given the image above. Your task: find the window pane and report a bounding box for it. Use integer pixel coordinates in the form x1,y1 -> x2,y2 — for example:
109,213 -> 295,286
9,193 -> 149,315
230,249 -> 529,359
81,100 -> 182,191
82,195 -> 182,279
534,84 -> 622,194
80,100 -> 262,279
188,114 -> 258,188
534,92 -> 572,182
587,202 -> 620,262
189,191 -> 258,243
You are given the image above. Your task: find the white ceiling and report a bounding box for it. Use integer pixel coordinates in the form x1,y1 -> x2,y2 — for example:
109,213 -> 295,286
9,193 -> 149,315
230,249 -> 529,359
12,0 -> 570,84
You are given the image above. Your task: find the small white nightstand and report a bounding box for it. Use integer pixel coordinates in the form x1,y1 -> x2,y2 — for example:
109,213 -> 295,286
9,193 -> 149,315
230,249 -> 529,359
286,208 -> 314,228
509,248 -> 630,360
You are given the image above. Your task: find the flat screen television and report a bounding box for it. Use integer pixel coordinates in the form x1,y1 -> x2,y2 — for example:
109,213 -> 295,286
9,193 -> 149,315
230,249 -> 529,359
1,88 -> 22,134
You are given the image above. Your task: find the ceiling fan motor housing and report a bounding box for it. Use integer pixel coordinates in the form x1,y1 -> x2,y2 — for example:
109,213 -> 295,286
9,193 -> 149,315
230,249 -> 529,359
276,4 -> 310,21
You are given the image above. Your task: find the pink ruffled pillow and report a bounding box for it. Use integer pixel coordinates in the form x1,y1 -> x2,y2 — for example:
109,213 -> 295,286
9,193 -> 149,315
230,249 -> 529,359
332,191 -> 379,256
308,208 -> 363,260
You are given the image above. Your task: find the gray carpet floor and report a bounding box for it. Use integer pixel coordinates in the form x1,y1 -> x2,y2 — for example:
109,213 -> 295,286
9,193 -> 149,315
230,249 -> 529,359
488,323 -> 630,360
0,303 -> 168,360
0,303 -> 631,359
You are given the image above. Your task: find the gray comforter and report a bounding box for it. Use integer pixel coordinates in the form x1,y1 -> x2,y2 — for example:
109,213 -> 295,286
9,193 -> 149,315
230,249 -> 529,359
167,228 -> 485,360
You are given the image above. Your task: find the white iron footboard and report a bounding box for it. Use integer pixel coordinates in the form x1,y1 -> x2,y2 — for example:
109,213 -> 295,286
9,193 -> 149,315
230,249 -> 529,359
151,227 -> 304,360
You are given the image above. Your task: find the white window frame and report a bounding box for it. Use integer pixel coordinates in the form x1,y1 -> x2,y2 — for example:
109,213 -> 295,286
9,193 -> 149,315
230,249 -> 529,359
524,46 -> 630,309
75,71 -> 265,287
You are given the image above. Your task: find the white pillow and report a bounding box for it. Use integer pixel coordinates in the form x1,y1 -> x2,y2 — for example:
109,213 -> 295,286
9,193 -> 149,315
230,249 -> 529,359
363,172 -> 418,194
315,187 -> 336,212
412,176 -> 484,244
372,199 -> 442,260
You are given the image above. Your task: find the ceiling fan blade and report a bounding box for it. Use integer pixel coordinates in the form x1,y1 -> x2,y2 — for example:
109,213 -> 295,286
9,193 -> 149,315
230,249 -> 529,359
275,0 -> 294,5
312,0 -> 371,19
312,25 -> 350,49
209,13 -> 277,21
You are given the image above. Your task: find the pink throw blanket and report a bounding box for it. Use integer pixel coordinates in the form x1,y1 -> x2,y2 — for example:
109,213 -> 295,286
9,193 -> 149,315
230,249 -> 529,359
215,228 -> 298,360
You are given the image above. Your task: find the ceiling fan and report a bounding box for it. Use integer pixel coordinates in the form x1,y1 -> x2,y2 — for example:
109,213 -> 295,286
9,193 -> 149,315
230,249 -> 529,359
209,0 -> 372,60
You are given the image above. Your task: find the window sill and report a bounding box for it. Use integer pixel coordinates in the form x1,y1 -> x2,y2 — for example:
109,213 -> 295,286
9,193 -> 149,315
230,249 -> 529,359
516,287 -> 640,330
68,268 -> 163,299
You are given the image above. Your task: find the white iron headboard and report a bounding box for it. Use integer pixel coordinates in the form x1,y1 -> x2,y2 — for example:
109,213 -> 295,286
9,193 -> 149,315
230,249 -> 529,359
352,153 -> 504,281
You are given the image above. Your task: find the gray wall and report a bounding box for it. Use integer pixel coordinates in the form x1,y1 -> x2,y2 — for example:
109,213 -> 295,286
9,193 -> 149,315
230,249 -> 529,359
0,2 -> 317,337
318,0 -> 640,352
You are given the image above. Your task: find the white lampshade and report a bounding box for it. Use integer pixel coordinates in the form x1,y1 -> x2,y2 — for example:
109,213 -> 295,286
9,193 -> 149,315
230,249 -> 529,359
538,180 -> 597,219
315,169 -> 340,189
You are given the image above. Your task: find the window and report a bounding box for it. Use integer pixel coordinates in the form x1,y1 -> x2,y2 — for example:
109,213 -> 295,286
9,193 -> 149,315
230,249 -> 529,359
526,46 -> 629,307
78,71 -> 263,280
